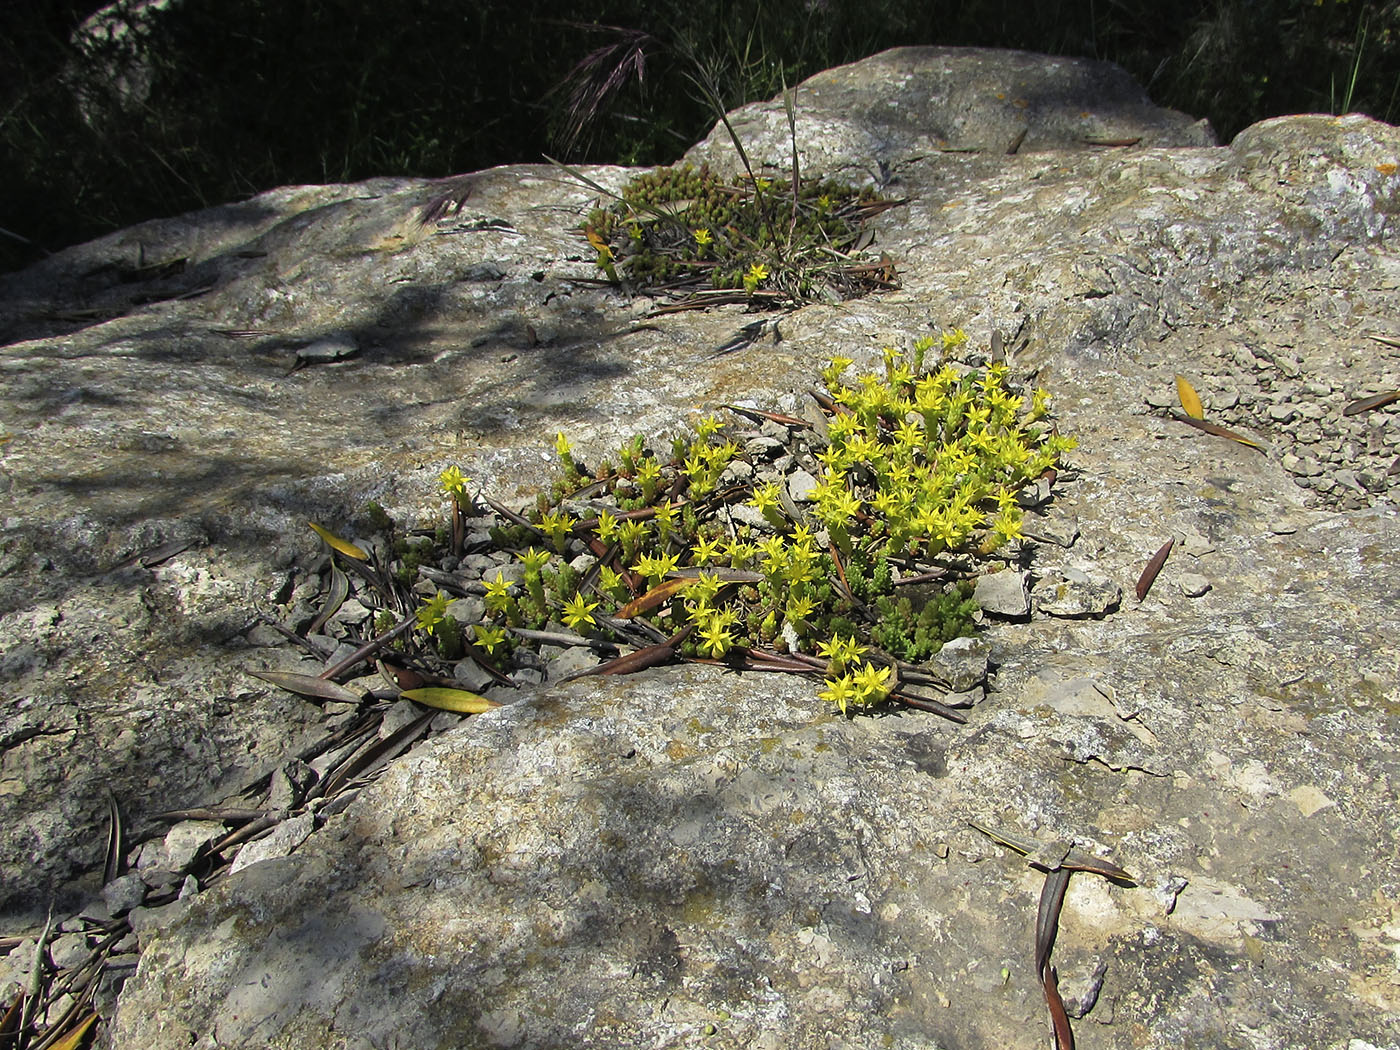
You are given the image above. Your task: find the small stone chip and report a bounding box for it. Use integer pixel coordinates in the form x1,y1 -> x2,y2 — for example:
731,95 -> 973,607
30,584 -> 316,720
1177,573 -> 1211,597
973,569 -> 1030,617
787,469 -> 818,503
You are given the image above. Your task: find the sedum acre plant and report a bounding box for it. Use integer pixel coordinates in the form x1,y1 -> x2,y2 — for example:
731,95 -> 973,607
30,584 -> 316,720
418,331 -> 1075,720
580,161 -> 902,307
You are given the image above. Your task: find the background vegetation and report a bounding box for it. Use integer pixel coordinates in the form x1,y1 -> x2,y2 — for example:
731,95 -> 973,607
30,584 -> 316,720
3,0 -> 1399,273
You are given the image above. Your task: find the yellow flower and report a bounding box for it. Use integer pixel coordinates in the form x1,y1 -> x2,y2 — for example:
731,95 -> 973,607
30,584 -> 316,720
818,634 -> 867,675
519,547 -> 551,574
439,465 -> 469,499
751,481 -> 782,512
852,662 -> 892,705
693,228 -> 712,246
820,673 -> 858,716
697,609 -> 735,659
691,534 -> 724,566
561,592 -> 600,632
742,262 -> 770,294
473,624 -> 508,656
595,509 -> 619,542
416,593 -> 454,635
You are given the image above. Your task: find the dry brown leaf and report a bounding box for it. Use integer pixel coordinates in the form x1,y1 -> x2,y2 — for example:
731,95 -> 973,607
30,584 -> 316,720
615,577 -> 697,619
376,660 -> 427,691
0,992 -> 23,1050
104,790 -> 125,885
1343,390 -> 1400,416
561,625 -> 694,682
307,566 -> 348,635
248,669 -> 367,704
1169,412 -> 1264,452
1136,538 -> 1174,601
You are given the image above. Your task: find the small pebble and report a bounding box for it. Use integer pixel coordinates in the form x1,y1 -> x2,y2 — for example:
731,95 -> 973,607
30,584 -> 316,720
1178,573 -> 1211,598
787,469 -> 818,503
974,569 -> 1030,617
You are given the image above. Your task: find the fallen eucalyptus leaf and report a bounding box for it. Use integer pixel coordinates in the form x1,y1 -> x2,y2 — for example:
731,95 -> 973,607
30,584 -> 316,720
376,659 -> 427,691
103,790 -> 125,885
561,625 -> 694,682
248,669 -> 367,704
1175,374 -> 1204,420
400,687 -> 501,714
1168,411 -> 1264,452
1342,390 -> 1400,416
615,577 -> 699,619
308,566 -> 349,635
46,1010 -> 100,1050
1,989 -> 23,1047
1136,538 -> 1174,601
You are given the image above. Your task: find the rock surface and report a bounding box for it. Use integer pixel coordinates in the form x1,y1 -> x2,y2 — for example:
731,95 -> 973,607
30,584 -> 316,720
0,44 -> 1396,1050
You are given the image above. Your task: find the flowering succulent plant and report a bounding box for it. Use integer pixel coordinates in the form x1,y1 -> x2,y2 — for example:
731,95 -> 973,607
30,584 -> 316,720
414,332 -> 1074,718
579,160 -> 900,307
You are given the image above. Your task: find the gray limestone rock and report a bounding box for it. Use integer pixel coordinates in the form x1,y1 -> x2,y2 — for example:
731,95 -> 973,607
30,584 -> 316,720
1033,566 -> 1124,618
930,635 -> 991,692
229,812 -> 316,875
786,468 -> 818,503
683,45 -> 1215,180
47,931 -> 91,971
1176,572 -> 1212,598
99,874 -> 146,916
0,44 -> 1395,1050
974,569 -> 1031,617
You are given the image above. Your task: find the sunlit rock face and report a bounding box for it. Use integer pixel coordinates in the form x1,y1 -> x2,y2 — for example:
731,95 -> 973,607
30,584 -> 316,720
0,45 -> 1396,1050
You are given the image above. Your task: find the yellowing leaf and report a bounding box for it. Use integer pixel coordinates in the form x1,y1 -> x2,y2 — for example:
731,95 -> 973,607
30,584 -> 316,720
308,522 -> 368,561
614,577 -> 697,619
1175,375 -> 1204,420
401,687 -> 501,714
583,225 -> 609,252
46,1012 -> 100,1050
1172,413 -> 1265,452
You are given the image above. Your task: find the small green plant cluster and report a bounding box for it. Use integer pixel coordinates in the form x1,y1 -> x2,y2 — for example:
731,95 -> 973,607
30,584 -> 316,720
417,332 -> 1074,717
870,585 -> 980,663
582,161 -> 891,304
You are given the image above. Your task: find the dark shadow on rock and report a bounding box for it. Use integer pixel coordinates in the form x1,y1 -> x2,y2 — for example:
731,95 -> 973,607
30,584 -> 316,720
0,196 -> 288,347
